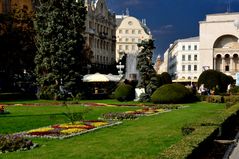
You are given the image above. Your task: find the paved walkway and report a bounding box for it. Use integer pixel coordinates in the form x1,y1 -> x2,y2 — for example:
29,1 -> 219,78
230,143 -> 239,159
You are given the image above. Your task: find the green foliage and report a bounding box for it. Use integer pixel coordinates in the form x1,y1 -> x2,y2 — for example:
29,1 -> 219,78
63,105 -> 91,124
114,83 -> 135,101
34,0 -> 87,99
137,39 -> 156,95
198,70 -> 233,93
181,124 -> 195,136
102,112 -> 137,120
156,72 -> 172,88
0,134 -> 35,153
229,86 -> 239,95
205,95 -> 224,103
0,6 -> 36,92
151,83 -> 194,104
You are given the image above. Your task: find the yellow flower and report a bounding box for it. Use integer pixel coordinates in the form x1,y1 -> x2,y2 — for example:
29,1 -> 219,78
155,109 -> 165,112
58,123 -> 85,128
28,127 -> 53,133
61,128 -> 85,134
90,122 -> 108,127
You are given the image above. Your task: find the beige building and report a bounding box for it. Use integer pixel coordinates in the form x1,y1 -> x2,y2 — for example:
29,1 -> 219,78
160,12 -> 239,82
84,0 -> 116,73
199,12 -> 239,78
115,14 -> 152,61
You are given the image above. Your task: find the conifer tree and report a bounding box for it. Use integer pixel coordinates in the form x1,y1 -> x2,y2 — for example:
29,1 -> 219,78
34,0 -> 87,99
137,39 -> 157,97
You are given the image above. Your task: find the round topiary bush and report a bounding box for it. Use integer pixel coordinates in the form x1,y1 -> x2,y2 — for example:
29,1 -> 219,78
114,83 -> 135,101
151,83 -> 194,104
198,70 -> 233,93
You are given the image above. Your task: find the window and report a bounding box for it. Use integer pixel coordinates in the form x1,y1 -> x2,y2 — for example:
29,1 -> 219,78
182,65 -> 185,71
194,55 -> 197,61
125,38 -> 128,42
182,55 -> 185,61
119,45 -> 122,50
132,45 -> 135,50
188,55 -> 191,61
194,45 -> 197,50
194,65 -> 197,71
119,30 -> 122,34
132,30 -> 135,34
188,45 -> 191,50
182,45 -> 185,50
188,65 -> 191,71
125,30 -> 129,34
225,65 -> 229,71
138,30 -> 141,34
125,45 -> 128,50
132,38 -> 135,42
119,38 -> 122,42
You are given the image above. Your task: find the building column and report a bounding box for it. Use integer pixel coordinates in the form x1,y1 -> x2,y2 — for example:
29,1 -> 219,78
230,57 -> 233,73
213,57 -> 216,70
222,58 -> 225,72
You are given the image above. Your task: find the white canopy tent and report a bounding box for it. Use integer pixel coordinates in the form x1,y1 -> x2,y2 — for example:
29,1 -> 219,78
83,73 -> 121,82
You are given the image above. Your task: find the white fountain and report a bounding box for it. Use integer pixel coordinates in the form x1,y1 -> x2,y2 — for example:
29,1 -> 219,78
125,53 -> 145,101
125,54 -> 139,81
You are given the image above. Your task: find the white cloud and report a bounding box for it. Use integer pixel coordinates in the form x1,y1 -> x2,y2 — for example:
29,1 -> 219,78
152,25 -> 174,36
123,0 -> 141,6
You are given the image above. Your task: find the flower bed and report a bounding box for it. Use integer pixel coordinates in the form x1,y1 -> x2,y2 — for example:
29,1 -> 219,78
0,134 -> 38,154
19,120 -> 122,139
125,107 -> 171,116
0,105 -> 10,114
102,107 -> 172,120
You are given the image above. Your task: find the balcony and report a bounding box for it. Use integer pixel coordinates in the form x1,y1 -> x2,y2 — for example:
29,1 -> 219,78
112,36 -> 116,41
99,32 -> 108,39
86,28 -> 95,35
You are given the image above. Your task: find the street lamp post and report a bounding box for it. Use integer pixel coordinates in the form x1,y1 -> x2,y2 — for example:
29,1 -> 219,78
116,62 -> 125,77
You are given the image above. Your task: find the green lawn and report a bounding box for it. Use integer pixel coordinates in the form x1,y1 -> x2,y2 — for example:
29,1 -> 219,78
0,101 -> 231,159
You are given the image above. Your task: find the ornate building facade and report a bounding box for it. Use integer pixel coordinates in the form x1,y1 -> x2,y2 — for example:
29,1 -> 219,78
115,14 -> 152,62
84,0 -> 116,73
199,12 -> 239,78
160,12 -> 239,83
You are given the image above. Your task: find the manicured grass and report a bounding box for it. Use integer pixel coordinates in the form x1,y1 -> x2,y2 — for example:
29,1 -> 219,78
0,101 -> 229,159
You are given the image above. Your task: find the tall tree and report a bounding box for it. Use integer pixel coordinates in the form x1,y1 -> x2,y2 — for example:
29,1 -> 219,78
0,5 -> 36,92
34,0 -> 87,99
137,39 -> 157,96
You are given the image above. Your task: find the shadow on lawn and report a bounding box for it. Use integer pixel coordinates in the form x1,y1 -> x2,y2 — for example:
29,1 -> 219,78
0,113 -> 65,118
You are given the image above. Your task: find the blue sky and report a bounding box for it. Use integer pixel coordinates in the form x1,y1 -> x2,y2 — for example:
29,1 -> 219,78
107,0 -> 239,61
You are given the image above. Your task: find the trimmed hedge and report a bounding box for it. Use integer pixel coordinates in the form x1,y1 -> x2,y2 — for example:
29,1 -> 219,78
114,83 -> 135,102
160,103 -> 239,159
198,70 -> 233,93
151,83 -> 194,104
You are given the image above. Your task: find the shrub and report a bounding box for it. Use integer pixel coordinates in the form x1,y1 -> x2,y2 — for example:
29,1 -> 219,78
205,95 -> 224,103
181,125 -> 195,136
0,134 -> 36,153
151,83 -> 194,104
114,83 -> 135,101
230,86 -> 239,95
198,70 -> 233,93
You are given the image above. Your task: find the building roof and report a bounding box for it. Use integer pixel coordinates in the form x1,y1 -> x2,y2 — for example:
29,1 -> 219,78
116,15 -> 151,35
177,36 -> 199,42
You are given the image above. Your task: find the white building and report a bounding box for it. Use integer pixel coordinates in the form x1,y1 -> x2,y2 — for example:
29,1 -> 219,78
199,12 -> 239,78
166,37 -> 200,83
115,14 -> 152,61
84,0 -> 116,73
160,12 -> 239,83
